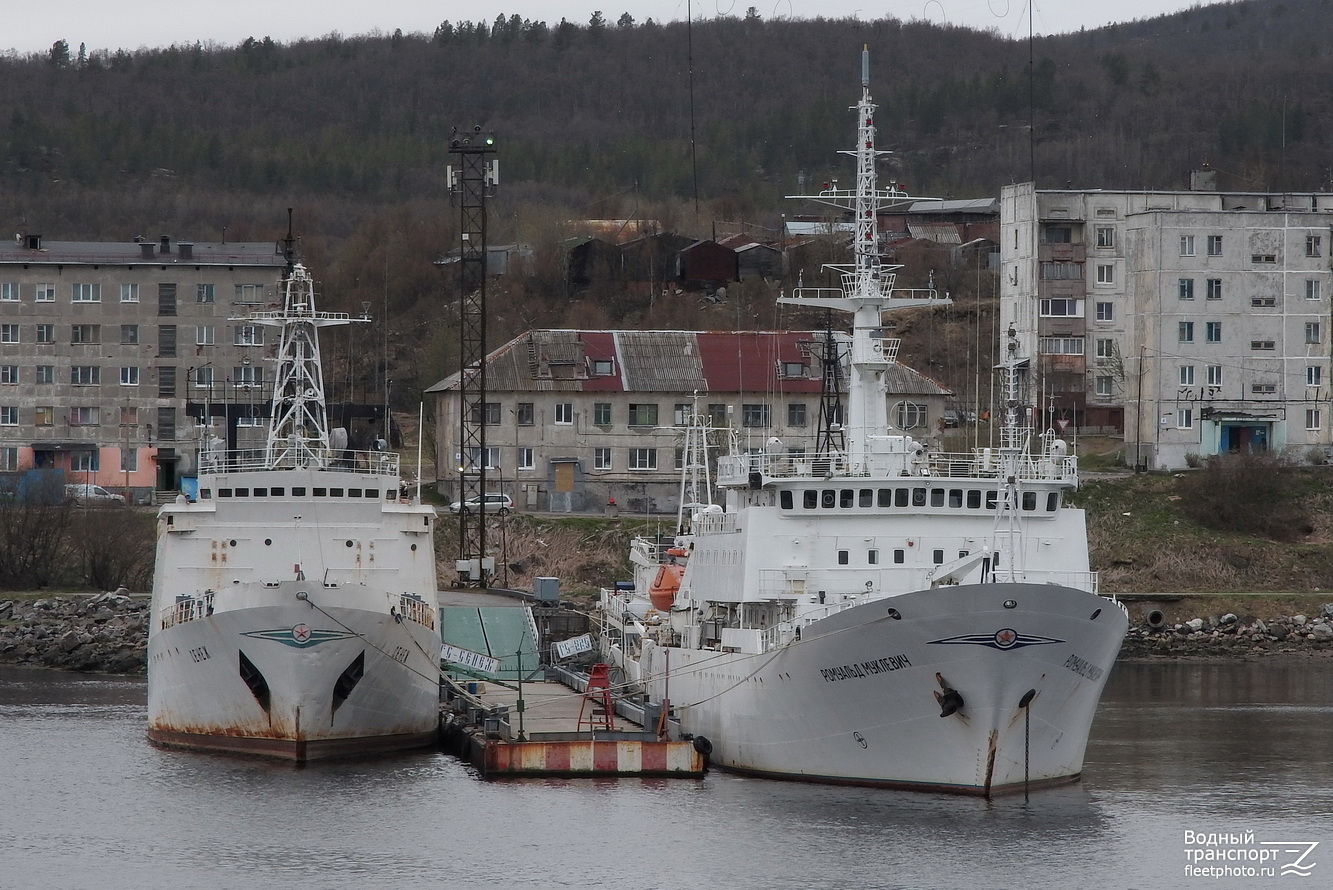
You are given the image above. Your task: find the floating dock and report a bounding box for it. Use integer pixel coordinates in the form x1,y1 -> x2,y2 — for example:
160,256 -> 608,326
439,673 -> 706,778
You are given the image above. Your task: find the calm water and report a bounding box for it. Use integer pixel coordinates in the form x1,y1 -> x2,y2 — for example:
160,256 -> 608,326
3,661 -> 1332,890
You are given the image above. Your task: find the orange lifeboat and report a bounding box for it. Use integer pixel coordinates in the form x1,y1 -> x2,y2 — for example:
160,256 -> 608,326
648,563 -> 684,612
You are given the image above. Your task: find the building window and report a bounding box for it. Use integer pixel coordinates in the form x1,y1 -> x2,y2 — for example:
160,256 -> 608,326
1,324 -> 20,343
1095,376 -> 1113,396
36,324 -> 54,343
1206,279 -> 1222,300
158,325 -> 176,357
1040,298 -> 1084,317
1307,235 -> 1322,258
1095,302 -> 1114,321
73,450 -> 100,472
741,403 -> 769,428
787,403 -> 807,427
1252,383 -> 1277,394
36,406 -> 54,426
894,402 -> 927,430
1096,264 -> 1114,284
158,367 -> 177,398
1252,296 -> 1277,308
1095,226 -> 1115,248
1207,365 -> 1223,387
69,407 -> 100,426
673,403 -> 692,425
235,284 -> 266,304
1177,408 -> 1194,429
591,402 -> 612,425
1040,262 -> 1082,280
121,367 -> 140,386
628,448 -> 657,470
464,446 -> 500,470
234,365 -> 263,388
1306,279 -> 1323,301
1043,225 -> 1072,243
1095,338 -> 1115,359
0,283 -> 17,302
234,325 -> 264,346
1308,366 -> 1323,387
1307,409 -> 1322,431
120,448 -> 138,473
72,324 -> 100,344
516,402 -> 534,425
196,325 -> 215,346
780,361 -> 806,379
554,402 -> 573,425
468,402 -> 501,425
1180,366 -> 1195,386
193,366 -> 214,388
36,366 -> 54,384
1178,278 -> 1194,300
1180,235 -> 1195,256
1251,340 -> 1276,351
196,284 -> 216,303
0,406 -> 17,426
1207,235 -> 1223,257
1178,323 -> 1194,344
71,366 -> 101,386
1307,323 -> 1321,344
628,403 -> 658,427
35,283 -> 55,302
518,447 -> 534,470
1206,322 -> 1221,343
120,283 -> 140,303
120,406 -> 139,426
121,324 -> 139,345
1252,254 -> 1277,264
594,447 -> 612,470
590,358 -> 614,376
1038,337 -> 1085,355
72,283 -> 101,303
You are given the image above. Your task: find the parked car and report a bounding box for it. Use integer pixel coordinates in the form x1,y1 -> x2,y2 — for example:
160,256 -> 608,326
447,493 -> 513,515
65,484 -> 126,506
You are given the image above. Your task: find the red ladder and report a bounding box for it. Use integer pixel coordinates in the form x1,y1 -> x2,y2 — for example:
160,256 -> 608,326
577,663 -> 615,732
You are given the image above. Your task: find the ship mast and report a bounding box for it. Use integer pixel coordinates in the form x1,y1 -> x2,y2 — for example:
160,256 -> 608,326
238,213 -> 366,470
780,47 -> 949,465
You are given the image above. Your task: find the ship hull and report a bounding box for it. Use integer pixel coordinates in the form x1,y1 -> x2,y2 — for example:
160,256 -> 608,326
147,590 -> 441,762
643,582 -> 1126,795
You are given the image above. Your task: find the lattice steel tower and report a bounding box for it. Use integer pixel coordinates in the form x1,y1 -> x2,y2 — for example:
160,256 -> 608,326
448,127 -> 498,587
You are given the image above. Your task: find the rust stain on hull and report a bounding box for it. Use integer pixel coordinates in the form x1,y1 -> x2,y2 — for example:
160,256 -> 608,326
147,725 -> 438,763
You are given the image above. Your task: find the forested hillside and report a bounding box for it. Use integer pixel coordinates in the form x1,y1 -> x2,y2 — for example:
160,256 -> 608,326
3,0 -> 1332,404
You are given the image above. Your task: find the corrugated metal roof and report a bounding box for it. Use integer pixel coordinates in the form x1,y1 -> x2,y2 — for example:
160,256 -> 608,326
904,198 -> 999,214
426,329 -> 948,398
907,223 -> 963,244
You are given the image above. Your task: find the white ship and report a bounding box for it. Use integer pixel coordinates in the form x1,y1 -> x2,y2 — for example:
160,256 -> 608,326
147,248 -> 441,761
599,50 -> 1127,796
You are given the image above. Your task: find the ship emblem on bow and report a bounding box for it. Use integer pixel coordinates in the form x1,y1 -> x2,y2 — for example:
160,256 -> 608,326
927,628 -> 1065,651
240,625 -> 360,649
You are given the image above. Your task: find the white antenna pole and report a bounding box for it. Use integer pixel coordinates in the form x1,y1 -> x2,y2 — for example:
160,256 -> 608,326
416,402 -> 425,502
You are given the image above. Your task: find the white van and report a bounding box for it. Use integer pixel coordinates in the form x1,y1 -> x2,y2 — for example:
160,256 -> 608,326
65,484 -> 127,506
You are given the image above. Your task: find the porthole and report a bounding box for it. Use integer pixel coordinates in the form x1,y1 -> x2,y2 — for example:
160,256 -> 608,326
886,608 -> 901,620
1090,608 -> 1102,620
411,544 -> 418,552
345,540 -> 354,548
1003,599 -> 1018,610
228,539 -> 237,547
264,539 -> 272,546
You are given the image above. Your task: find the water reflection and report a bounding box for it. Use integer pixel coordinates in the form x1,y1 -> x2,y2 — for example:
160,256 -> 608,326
2,662 -> 1332,889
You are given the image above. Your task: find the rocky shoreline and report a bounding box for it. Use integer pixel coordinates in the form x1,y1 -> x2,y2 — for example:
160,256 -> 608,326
1119,604 -> 1333,658
4,593 -> 1333,674
0,593 -> 148,674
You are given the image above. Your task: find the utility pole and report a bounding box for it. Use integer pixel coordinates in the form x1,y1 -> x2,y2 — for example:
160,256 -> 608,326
448,127 -> 498,587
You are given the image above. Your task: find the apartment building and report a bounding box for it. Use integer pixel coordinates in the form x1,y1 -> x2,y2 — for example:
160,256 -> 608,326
0,234 -> 287,499
426,329 -> 952,515
1001,181 -> 1333,469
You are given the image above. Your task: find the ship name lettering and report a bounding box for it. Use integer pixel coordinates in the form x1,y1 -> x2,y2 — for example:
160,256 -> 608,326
1062,653 -> 1103,681
189,646 -> 211,663
819,654 -> 911,682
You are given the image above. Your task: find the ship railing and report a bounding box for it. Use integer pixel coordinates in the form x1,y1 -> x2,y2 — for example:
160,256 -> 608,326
718,449 -> 1078,484
991,569 -> 1101,595
397,593 -> 436,630
197,447 -> 401,476
718,451 -> 853,483
690,510 -> 737,535
159,590 -> 216,630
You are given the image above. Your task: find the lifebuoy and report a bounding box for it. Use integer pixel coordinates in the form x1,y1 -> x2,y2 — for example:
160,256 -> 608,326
648,563 -> 683,612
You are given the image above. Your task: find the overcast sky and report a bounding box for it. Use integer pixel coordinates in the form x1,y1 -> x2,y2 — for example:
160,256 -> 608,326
6,1 -> 1214,55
